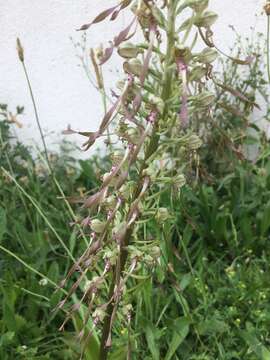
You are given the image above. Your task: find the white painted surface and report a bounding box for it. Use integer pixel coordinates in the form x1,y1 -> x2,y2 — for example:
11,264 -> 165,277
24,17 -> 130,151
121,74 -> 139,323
0,0 -> 267,153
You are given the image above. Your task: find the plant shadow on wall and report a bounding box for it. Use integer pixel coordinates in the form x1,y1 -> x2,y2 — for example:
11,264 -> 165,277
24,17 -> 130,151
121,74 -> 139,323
0,0 -> 270,359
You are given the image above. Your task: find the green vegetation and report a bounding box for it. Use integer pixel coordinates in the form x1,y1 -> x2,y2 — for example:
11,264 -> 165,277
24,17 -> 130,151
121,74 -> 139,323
1,2 -> 270,359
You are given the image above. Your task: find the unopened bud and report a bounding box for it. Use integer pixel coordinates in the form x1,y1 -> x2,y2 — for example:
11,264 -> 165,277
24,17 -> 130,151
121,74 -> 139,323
93,308 -> 106,322
126,127 -> 140,144
123,304 -> 133,316
186,0 -> 209,12
91,219 -> 105,233
147,94 -> 164,113
189,66 -> 206,81
102,172 -> 118,187
118,42 -> 140,59
264,2 -> 270,15
175,46 -> 192,64
194,11 -> 218,28
103,195 -> 117,210
150,246 -> 161,259
111,150 -> 124,166
187,135 -> 202,150
119,182 -> 134,200
174,174 -> 187,188
123,58 -> 143,76
197,48 -> 218,64
194,91 -> 215,107
94,45 -> 104,61
16,38 -> 24,62
156,207 -> 170,222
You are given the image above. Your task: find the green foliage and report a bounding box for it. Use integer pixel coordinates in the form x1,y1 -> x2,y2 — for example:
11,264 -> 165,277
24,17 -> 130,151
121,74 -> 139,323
1,26 -> 270,360
0,107 -> 100,359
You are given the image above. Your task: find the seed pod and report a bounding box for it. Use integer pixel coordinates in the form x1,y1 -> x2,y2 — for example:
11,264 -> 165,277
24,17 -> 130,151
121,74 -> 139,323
197,48 -> 218,64
187,135 -> 202,150
174,174 -> 187,188
156,207 -> 170,221
123,58 -> 143,76
118,42 -> 140,59
91,219 -> 106,233
194,11 -> 218,28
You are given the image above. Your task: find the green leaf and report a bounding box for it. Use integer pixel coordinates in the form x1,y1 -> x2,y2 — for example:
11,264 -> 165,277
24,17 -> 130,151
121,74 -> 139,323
0,332 -> 15,347
145,323 -> 160,360
261,202 -> 270,236
241,323 -> 270,360
164,317 -> 190,360
0,207 -> 6,243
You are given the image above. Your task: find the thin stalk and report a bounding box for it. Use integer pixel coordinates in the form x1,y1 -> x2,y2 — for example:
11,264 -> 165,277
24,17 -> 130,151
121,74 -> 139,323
19,50 -> 89,248
1,167 -> 76,263
0,244 -> 66,294
21,61 -> 51,171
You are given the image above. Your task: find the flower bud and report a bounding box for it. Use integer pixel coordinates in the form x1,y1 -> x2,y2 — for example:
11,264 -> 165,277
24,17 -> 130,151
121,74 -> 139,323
144,254 -> 154,265
91,219 -> 105,233
174,174 -> 186,188
187,135 -> 202,150
264,3 -> 270,15
146,94 -> 165,113
197,48 -> 218,64
123,58 -> 143,76
122,303 -> 133,316
194,11 -> 218,28
16,38 -> 24,62
186,0 -> 209,12
103,195 -> 117,210
189,66 -> 206,81
116,80 -> 125,91
103,249 -> 118,266
119,181 -> 135,200
111,150 -> 124,166
94,45 -> 104,61
93,308 -> 106,322
118,42 -> 140,59
156,207 -> 170,222
194,91 -> 215,107
102,172 -> 118,187
126,127 -> 140,144
175,46 -> 192,65
150,246 -> 161,259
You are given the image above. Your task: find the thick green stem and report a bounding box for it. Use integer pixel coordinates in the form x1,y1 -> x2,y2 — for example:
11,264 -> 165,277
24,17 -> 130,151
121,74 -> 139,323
98,3 -> 177,359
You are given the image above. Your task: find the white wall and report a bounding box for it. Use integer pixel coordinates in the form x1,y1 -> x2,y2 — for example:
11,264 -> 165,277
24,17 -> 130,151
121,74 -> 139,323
0,0 -> 267,153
